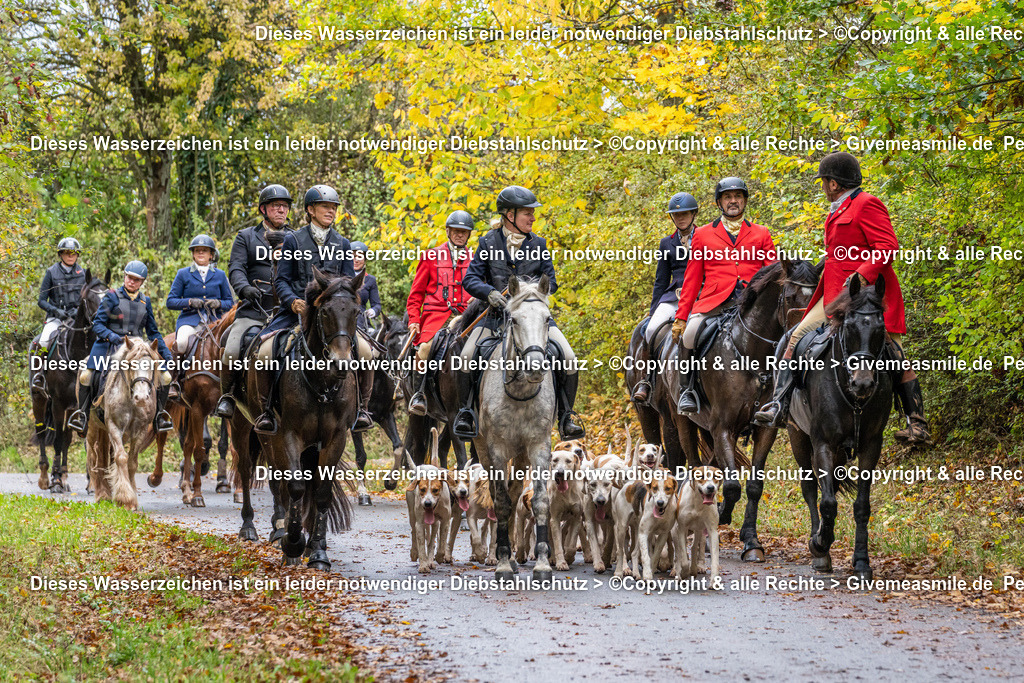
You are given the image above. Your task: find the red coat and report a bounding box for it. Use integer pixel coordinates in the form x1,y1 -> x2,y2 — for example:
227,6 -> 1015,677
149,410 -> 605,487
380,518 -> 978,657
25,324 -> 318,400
406,244 -> 473,344
807,189 -> 906,334
675,219 -> 777,320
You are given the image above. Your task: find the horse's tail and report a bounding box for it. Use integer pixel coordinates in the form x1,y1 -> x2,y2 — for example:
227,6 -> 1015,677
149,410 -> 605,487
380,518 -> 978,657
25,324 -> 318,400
303,471 -> 353,534
696,428 -> 751,469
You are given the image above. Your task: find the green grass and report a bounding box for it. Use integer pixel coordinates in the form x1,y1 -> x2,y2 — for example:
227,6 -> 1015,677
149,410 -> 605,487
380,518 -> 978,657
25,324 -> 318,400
0,494 -> 363,681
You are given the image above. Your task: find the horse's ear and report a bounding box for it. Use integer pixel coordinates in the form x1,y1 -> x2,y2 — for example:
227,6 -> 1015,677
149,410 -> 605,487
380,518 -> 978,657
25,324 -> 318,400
150,339 -> 159,352
104,268 -> 112,285
508,276 -> 519,297
84,268 -> 92,283
352,269 -> 365,292
538,274 -> 550,296
124,336 -> 134,349
312,266 -> 330,290
848,274 -> 861,297
874,274 -> 885,300
781,259 -> 794,277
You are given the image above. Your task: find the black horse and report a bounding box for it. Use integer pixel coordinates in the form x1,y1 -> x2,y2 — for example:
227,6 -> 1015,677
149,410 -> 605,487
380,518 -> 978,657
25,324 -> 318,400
659,260 -> 820,560
30,270 -> 108,493
232,268 -> 359,570
350,314 -> 406,505
788,276 -> 893,581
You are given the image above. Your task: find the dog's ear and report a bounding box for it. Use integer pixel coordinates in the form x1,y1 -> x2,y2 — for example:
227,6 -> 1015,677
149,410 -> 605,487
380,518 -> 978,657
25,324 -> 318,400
405,477 -> 418,493
655,445 -> 664,469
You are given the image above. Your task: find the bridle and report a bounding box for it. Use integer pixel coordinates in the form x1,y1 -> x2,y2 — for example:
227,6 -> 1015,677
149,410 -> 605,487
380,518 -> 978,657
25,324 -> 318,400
296,289 -> 357,404
832,299 -> 887,451
501,296 -> 551,401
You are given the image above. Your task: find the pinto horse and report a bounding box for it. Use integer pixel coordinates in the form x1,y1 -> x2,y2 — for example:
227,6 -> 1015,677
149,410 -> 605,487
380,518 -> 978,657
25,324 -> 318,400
86,337 -> 164,509
789,276 -> 893,581
659,259 -> 820,561
151,306 -> 237,507
232,268 -> 357,570
30,271 -> 108,493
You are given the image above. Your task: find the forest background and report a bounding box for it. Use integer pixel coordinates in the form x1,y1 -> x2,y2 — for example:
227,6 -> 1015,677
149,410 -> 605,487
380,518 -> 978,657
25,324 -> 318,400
2,0 -> 1022,461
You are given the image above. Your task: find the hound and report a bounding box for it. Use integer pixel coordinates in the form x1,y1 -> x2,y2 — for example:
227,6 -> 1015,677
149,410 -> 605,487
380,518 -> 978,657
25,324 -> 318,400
406,427 -> 456,573
581,453 -> 629,573
672,465 -> 722,583
634,467 -> 679,580
547,450 -> 584,571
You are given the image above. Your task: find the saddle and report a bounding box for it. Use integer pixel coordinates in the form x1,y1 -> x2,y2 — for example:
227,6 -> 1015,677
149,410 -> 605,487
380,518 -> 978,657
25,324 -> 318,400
640,317 -> 674,359
792,324 -> 833,387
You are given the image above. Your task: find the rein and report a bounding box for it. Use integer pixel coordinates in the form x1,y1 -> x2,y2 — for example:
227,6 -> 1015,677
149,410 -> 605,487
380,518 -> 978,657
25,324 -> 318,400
500,296 -> 550,402
295,291 -> 356,404
830,302 -> 887,454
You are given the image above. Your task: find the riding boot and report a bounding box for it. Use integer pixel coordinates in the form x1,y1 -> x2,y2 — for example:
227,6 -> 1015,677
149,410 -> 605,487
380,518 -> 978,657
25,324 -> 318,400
452,370 -> 479,439
215,363 -> 237,418
753,351 -> 796,428
254,361 -> 283,435
893,378 -> 932,446
675,348 -> 699,415
408,358 -> 429,417
154,385 -> 174,432
556,372 -> 586,440
353,367 -> 374,432
30,346 -> 47,391
67,381 -> 94,437
630,338 -> 653,404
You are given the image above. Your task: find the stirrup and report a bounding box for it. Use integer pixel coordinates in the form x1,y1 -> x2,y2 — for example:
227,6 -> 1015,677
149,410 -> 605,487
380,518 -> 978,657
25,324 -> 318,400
353,410 -> 373,433
254,412 -> 278,435
753,400 -> 785,428
156,411 -> 174,433
408,392 -> 427,417
67,410 -> 87,435
214,395 -> 235,418
168,381 -> 182,400
452,408 -> 478,439
631,379 -> 652,404
31,373 -> 46,391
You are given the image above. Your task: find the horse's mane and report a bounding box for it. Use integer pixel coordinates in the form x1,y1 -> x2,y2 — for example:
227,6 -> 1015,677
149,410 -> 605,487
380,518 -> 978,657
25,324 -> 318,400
738,260 -> 821,313
208,304 -> 237,336
826,281 -> 887,330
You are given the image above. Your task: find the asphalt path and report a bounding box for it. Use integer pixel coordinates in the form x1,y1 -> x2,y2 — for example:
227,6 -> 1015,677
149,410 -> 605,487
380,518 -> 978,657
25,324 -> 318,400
5,471 -> 1023,682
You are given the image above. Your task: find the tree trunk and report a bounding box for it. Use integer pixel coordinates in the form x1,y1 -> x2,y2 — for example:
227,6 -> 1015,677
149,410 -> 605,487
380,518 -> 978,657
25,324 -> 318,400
144,153 -> 172,247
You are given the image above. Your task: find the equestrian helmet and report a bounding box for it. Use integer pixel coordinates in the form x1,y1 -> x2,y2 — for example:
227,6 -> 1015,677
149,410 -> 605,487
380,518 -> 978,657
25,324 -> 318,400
56,237 -> 82,253
814,152 -> 862,188
258,184 -> 293,207
496,186 -> 542,212
123,260 -> 148,280
667,192 -> 699,214
445,210 -> 475,231
303,184 -> 341,210
714,177 -> 748,203
188,233 -> 219,260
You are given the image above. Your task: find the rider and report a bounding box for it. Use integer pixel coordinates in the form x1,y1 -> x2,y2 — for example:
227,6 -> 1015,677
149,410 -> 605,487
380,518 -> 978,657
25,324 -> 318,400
252,184 -> 374,435
31,237 -> 88,390
405,210 -> 474,416
671,177 -> 777,414
166,234 -> 233,398
67,260 -> 174,436
215,184 -> 291,419
631,192 -> 698,404
351,241 -> 382,330
753,152 -> 931,445
453,186 -> 585,440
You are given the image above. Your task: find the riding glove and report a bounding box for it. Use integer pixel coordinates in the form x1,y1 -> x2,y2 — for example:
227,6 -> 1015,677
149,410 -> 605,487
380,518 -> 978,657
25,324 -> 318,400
671,319 -> 687,343
487,290 -> 507,309
188,298 -> 205,309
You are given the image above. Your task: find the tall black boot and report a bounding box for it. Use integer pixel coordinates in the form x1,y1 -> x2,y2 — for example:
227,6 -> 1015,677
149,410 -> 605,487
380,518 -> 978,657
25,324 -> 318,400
557,372 -> 586,440
676,348 -> 699,415
353,367 -> 374,432
215,357 -> 237,418
894,378 -> 932,446
753,357 -> 795,428
30,344 -> 47,391
254,361 -> 283,435
630,337 -> 654,404
67,381 -> 94,436
154,385 -> 173,432
408,358 -> 429,417
452,370 -> 478,439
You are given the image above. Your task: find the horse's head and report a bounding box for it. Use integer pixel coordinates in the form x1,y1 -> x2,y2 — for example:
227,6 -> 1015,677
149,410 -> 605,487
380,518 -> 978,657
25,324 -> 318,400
120,337 -> 161,405
380,313 -> 410,361
829,275 -> 887,400
306,267 -> 364,368
740,260 -> 821,335
77,270 -> 108,325
506,275 -> 553,383
780,259 -> 822,326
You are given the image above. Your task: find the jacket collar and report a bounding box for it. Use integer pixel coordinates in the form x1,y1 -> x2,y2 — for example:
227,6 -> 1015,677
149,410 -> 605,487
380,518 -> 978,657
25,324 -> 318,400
826,188 -> 863,224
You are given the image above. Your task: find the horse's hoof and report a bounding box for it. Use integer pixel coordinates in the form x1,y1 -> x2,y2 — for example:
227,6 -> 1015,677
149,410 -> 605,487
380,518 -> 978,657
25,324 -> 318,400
147,474 -> 162,488
853,564 -> 873,583
49,482 -> 65,495
191,496 -> 205,508
811,555 -> 833,572
233,492 -> 243,504
238,526 -> 258,542
38,470 -> 48,491
533,568 -> 553,583
741,547 -> 766,562
808,537 -> 828,558
358,494 -> 372,506
495,569 -> 517,583
268,529 -> 286,548
282,555 -> 303,567
216,481 -> 231,494
308,559 -> 331,572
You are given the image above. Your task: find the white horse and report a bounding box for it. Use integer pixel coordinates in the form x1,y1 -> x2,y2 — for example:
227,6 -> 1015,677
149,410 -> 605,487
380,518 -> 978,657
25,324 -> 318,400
473,276 -> 558,582
87,337 -> 163,509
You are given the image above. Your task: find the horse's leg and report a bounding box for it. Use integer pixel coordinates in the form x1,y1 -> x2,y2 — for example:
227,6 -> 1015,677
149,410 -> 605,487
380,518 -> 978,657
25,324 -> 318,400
739,425 -> 778,562
482,443 -> 516,581
149,429 -> 166,487
106,423 -> 136,510
352,430 -> 371,506
809,441 -> 837,573
530,446 -> 554,582
306,440 -> 342,572
34,394 -> 50,490
180,410 -> 195,506
50,418 -> 67,494
852,442 -> 882,581
714,429 -> 742,525
382,413 -> 404,492
216,418 -> 231,493
790,427 -> 821,548
189,409 -> 206,507
282,476 -> 307,565
201,419 -> 212,476
235,423 -> 258,542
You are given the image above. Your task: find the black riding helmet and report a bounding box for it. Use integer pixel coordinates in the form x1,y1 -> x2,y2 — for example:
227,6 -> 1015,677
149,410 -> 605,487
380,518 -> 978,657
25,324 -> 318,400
814,152 -> 862,188
258,184 -> 292,209
445,210 -> 475,231
714,177 -> 748,205
496,186 -> 542,212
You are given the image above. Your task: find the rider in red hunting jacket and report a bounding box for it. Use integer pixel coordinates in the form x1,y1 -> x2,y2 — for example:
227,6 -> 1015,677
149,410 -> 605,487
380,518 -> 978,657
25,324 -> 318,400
405,210 -> 474,416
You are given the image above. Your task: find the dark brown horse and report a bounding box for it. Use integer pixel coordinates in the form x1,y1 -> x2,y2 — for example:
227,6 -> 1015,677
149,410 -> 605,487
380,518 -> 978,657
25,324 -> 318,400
789,276 -> 892,581
30,270 -> 108,493
657,259 -> 820,561
151,306 -> 237,507
232,268 -> 357,569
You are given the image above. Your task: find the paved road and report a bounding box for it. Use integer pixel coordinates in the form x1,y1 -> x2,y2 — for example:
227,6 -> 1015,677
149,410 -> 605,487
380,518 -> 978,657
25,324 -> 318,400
5,471 -> 1022,681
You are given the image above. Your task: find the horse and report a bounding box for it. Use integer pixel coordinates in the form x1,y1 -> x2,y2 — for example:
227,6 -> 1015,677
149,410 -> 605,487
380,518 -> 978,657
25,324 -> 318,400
351,314 -> 406,505
231,267 -> 357,570
471,275 -> 558,582
150,306 -> 238,507
29,270 -> 109,493
789,276 -> 893,581
85,336 -> 164,509
659,259 -> 820,561
625,316 -> 687,469
395,309 -> 475,487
